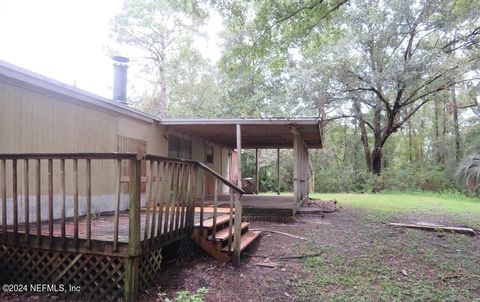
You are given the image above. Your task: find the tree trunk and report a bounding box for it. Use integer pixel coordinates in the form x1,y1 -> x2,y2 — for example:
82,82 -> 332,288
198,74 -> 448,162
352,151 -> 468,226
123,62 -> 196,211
353,100 -> 372,172
155,37 -> 167,119
434,100 -> 442,163
408,117 -> 413,164
452,85 -> 460,162
441,98 -> 448,164
371,147 -> 382,175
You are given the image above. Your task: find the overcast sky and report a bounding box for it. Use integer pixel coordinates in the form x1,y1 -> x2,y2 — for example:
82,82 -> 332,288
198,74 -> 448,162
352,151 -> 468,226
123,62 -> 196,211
0,0 -> 222,99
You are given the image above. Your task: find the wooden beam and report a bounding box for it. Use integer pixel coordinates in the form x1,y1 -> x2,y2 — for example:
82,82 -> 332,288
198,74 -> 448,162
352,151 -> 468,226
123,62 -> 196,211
293,135 -> 299,204
255,149 -> 259,194
276,149 -> 280,195
236,124 -> 242,188
232,193 -> 242,268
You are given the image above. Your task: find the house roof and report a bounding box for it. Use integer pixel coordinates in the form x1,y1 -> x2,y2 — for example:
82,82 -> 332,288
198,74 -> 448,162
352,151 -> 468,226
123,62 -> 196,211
0,59 -> 323,149
0,59 -> 157,123
161,118 -> 323,149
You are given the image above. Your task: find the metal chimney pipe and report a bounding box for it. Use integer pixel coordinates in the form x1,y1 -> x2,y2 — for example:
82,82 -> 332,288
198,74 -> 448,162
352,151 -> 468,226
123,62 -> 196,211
112,56 -> 129,105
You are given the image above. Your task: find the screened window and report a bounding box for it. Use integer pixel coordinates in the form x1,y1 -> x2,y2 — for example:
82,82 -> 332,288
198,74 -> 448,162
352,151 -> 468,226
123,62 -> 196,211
205,145 -> 214,164
168,135 -> 192,159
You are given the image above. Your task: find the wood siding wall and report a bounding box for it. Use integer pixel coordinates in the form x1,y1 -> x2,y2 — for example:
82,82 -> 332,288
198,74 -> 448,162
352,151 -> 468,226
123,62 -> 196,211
0,80 -> 162,222
0,79 -> 231,223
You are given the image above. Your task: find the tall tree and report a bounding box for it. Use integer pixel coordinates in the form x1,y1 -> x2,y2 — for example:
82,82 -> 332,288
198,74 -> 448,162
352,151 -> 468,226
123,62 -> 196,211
111,0 -> 207,117
315,0 -> 480,174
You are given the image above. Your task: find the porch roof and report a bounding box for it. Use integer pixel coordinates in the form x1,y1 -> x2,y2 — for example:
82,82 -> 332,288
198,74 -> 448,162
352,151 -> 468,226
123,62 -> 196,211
160,118 -> 323,149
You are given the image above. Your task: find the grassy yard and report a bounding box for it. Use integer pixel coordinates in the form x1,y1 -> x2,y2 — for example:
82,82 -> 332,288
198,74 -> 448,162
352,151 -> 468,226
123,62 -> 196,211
291,192 -> 480,301
311,192 -> 480,228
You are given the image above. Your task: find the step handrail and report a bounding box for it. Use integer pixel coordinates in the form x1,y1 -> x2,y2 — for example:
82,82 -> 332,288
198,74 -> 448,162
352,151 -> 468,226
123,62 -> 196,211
144,154 -> 245,195
144,154 -> 245,267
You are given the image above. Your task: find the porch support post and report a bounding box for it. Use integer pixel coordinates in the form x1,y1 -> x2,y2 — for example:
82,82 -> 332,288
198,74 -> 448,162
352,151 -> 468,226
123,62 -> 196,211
276,149 -> 280,195
236,124 -> 242,188
299,141 -> 304,202
293,134 -> 300,204
302,146 -> 310,200
291,126 -> 308,205
255,149 -> 259,194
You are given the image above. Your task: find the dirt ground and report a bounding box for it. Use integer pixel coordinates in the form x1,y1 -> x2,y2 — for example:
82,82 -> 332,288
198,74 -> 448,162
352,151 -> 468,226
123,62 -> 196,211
142,220 -> 307,302
142,203 -> 480,302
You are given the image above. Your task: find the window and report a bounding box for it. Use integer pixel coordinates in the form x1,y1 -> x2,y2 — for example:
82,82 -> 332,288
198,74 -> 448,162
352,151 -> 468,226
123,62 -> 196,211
168,135 -> 192,159
205,145 -> 214,164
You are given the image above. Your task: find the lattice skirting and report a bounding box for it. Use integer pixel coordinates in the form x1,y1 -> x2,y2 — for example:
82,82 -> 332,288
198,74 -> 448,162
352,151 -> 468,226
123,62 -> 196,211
0,245 -> 126,301
139,246 -> 163,292
176,236 -> 195,263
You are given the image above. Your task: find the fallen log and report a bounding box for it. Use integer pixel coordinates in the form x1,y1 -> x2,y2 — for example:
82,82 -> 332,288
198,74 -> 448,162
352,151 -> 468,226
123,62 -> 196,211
389,222 -> 476,236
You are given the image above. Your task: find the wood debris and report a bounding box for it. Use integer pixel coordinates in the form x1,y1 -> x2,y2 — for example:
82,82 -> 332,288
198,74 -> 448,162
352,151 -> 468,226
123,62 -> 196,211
389,222 -> 476,236
255,260 -> 278,268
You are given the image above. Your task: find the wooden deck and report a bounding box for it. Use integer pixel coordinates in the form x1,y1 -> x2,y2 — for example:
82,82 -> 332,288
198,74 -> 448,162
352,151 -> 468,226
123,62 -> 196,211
6,208 -> 211,243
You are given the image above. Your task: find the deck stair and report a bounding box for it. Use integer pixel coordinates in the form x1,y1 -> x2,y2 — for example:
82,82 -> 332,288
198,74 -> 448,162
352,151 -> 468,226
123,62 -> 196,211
192,209 -> 261,263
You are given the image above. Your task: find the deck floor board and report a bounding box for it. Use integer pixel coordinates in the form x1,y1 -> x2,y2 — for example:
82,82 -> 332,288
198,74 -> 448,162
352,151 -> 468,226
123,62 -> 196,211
7,209 -> 214,243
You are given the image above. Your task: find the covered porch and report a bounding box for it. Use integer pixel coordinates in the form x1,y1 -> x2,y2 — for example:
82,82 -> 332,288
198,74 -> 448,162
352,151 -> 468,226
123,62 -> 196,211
162,118 -> 323,218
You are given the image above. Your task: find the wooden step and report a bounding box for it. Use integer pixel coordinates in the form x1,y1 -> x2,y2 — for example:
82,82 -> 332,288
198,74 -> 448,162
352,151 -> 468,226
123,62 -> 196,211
213,222 -> 250,242
195,207 -> 232,214
195,214 -> 232,229
222,230 -> 261,253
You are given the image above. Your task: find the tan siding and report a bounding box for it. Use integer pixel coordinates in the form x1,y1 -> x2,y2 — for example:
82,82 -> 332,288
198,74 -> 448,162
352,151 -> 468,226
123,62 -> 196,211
0,80 -> 169,222
0,81 -> 118,153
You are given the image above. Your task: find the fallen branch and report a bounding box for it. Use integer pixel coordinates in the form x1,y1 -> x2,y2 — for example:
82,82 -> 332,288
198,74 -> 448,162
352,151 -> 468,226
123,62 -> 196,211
440,273 -> 462,281
389,222 -> 476,236
250,228 -> 306,240
245,252 -> 324,260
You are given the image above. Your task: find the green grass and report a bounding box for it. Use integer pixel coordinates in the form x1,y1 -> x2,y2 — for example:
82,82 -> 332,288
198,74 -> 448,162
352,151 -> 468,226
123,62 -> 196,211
289,191 -> 480,301
310,191 -> 480,216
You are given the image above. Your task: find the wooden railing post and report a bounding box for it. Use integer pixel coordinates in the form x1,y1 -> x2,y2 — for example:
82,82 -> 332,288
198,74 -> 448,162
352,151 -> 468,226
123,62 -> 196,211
73,159 -> 79,247
23,159 -> 30,242
163,163 -> 173,237
47,159 -> 53,244
227,189 -> 234,252
212,179 -> 219,241
232,193 -> 243,268
12,159 -> 18,241
200,170 -> 205,229
85,159 -> 91,249
113,159 -> 121,251
128,158 -> 142,254
1,159 -> 6,240
60,159 -> 66,246
124,157 -> 142,302
35,159 -> 41,244
187,165 -> 196,229
143,160 -> 153,245
156,162 -> 165,239
150,161 -> 158,243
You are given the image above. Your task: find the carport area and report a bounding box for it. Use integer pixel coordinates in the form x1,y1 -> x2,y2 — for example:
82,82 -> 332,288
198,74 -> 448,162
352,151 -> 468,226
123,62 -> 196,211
161,118 -> 323,218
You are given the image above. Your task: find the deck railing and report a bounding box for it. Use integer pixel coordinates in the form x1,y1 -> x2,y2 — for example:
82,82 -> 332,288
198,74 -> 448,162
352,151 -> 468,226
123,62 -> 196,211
0,153 -> 245,265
